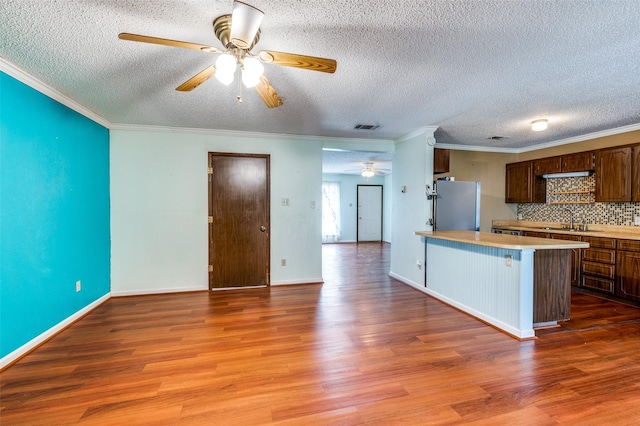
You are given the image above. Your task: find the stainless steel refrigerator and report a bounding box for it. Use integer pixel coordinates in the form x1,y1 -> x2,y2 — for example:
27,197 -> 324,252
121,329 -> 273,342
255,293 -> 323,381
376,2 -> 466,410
433,180 -> 481,231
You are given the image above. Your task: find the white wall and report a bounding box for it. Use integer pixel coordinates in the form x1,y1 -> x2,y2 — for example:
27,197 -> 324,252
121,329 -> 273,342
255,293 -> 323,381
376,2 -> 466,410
110,128 -> 323,295
322,173 -> 387,243
389,129 -> 436,287
383,173 -> 392,243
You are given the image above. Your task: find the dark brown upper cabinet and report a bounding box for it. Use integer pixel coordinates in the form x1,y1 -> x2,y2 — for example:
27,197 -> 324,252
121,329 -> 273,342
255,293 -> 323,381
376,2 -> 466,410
633,145 -> 640,202
433,148 -> 450,174
562,151 -> 595,173
533,151 -> 595,176
505,161 -> 546,203
534,156 -> 561,176
595,146 -> 632,202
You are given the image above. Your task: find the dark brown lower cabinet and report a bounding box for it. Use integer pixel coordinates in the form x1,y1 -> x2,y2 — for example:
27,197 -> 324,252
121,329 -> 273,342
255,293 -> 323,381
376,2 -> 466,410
518,230 -> 640,304
533,249 -> 571,323
616,239 -> 640,301
551,233 -> 581,287
522,231 -> 550,239
521,231 -> 572,323
581,236 -> 616,294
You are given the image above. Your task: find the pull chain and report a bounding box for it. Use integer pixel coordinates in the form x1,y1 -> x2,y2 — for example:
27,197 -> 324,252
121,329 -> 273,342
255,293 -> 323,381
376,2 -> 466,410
236,66 -> 243,103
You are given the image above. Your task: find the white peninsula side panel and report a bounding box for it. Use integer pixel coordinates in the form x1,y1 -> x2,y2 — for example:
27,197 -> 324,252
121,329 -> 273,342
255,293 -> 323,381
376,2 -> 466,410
425,238 -> 535,339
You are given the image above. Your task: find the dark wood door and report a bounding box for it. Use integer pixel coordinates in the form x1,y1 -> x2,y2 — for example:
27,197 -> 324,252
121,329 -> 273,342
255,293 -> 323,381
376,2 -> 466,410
209,153 -> 270,289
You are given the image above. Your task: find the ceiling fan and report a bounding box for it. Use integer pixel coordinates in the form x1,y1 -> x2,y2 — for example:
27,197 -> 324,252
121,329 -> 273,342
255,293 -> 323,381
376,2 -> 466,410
351,162 -> 391,178
118,1 -> 337,108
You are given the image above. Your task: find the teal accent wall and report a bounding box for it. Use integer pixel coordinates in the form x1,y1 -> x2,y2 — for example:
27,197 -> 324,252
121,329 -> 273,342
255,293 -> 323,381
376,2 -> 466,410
0,72 -> 110,358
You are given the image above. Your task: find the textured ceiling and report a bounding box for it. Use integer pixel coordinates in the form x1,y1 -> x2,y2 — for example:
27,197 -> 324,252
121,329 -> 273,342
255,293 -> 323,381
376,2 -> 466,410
2,0 -> 640,172
322,150 -> 393,176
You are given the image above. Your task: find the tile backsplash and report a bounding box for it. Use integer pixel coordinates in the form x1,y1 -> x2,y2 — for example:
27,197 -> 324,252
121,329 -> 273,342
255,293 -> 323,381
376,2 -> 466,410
518,175 -> 640,226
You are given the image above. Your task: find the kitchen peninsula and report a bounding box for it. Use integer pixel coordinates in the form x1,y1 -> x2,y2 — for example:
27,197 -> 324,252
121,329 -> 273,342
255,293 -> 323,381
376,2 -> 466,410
414,230 -> 588,339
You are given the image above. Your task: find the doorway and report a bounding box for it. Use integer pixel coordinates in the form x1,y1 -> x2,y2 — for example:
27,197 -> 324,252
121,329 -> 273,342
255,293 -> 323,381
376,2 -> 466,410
208,153 -> 270,289
357,185 -> 383,242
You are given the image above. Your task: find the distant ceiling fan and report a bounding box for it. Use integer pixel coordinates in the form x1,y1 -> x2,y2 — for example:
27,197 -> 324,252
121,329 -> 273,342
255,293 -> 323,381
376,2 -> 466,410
119,1 -> 337,108
349,162 -> 391,178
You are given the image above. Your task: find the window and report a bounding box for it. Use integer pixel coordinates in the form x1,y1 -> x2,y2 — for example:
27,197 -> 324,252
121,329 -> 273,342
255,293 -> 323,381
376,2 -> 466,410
322,181 -> 341,243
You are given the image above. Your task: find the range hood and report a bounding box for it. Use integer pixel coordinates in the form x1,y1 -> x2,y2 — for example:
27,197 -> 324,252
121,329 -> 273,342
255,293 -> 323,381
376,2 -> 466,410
542,171 -> 592,179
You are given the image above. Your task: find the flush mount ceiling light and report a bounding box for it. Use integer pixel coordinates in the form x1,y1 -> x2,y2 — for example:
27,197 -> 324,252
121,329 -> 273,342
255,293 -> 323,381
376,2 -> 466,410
531,119 -> 548,132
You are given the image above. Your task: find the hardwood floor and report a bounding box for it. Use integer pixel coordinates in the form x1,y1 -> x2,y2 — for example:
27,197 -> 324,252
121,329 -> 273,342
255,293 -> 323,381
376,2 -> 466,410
2,242 -> 640,425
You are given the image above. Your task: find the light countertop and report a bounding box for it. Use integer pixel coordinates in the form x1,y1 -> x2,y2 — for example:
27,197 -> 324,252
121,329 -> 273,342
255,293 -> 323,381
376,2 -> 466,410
491,220 -> 640,241
415,230 -> 589,250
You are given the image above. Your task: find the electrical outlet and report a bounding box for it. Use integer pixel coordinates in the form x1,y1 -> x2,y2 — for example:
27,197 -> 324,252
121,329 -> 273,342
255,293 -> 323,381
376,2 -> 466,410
281,198 -> 289,206
76,280 -> 81,292
635,216 -> 640,226
416,260 -> 422,269
281,259 -> 286,266
505,255 -> 512,267
310,201 -> 316,209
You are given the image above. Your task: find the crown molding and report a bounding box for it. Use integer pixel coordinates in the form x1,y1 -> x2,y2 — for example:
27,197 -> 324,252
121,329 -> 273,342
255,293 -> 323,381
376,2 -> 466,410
434,143 -> 519,153
395,126 -> 439,143
0,58 -> 111,129
436,122 -> 640,154
111,122 -> 395,147
515,123 -> 640,153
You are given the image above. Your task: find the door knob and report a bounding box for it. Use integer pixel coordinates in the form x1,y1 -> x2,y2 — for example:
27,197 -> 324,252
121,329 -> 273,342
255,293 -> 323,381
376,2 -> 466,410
260,226 -> 267,232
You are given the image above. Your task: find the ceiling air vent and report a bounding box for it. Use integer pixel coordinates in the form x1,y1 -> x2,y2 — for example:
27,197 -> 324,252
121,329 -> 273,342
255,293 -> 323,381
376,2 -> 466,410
487,136 -> 507,140
354,124 -> 380,131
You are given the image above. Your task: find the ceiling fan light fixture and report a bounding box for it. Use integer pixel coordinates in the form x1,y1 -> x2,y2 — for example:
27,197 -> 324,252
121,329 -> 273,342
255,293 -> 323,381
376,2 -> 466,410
241,56 -> 264,88
531,119 -> 548,132
215,53 -> 237,85
361,169 -> 375,178
230,1 -> 264,49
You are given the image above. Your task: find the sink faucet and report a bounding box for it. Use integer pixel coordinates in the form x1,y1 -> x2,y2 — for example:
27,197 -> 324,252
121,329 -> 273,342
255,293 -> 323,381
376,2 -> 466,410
564,208 -> 574,230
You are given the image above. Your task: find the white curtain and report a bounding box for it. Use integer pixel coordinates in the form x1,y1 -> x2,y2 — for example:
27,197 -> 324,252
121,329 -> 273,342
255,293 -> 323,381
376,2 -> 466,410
322,181 -> 341,243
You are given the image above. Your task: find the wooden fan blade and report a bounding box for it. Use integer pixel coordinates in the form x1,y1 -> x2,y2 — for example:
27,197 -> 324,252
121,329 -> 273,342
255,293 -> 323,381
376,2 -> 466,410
118,33 -> 219,53
258,50 -> 336,73
255,75 -> 283,108
176,65 -> 217,91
